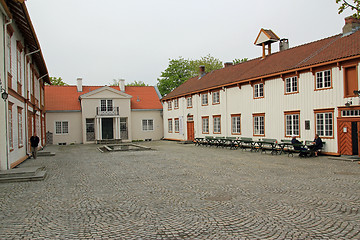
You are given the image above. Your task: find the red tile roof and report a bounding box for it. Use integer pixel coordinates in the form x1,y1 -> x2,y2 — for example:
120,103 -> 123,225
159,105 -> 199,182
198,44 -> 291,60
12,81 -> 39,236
163,30 -> 360,100
45,85 -> 162,111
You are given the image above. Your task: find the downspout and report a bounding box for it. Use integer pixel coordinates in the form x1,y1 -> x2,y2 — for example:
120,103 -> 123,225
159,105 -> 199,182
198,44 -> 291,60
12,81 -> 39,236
4,18 -> 12,169
24,49 -> 40,154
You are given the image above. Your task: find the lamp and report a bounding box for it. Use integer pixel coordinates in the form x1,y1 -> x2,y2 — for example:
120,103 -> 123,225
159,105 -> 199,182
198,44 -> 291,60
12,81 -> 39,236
354,90 -> 360,96
1,91 -> 8,100
0,81 -> 8,100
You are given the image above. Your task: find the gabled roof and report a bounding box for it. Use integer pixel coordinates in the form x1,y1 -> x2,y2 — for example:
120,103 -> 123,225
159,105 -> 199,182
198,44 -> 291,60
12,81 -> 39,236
79,86 -> 132,99
163,30 -> 360,101
45,85 -> 162,111
254,28 -> 280,45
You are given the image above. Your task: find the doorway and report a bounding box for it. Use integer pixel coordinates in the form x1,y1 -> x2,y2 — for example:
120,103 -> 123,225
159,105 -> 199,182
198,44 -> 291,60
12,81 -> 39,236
351,122 -> 359,155
102,118 -> 113,140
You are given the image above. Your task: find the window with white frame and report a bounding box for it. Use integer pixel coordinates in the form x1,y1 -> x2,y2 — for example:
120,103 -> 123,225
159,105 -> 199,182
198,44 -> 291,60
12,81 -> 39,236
285,76 -> 298,94
254,83 -> 264,98
168,119 -> 173,133
174,118 -> 179,132
142,119 -> 154,131
187,96 -> 192,108
212,91 -> 220,104
18,107 -> 23,146
168,101 -> 172,110
202,116 -> 209,134
231,114 -> 241,134
285,112 -> 300,137
17,48 -> 22,84
6,33 -> 11,74
213,115 -> 221,134
316,70 -> 331,90
201,93 -> 208,105
253,114 -> 265,136
55,121 -> 69,134
315,111 -> 333,137
100,99 -> 113,112
174,99 -> 179,109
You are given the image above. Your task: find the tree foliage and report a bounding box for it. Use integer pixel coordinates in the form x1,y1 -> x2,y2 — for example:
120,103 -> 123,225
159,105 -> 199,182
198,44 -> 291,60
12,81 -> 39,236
126,81 -> 149,86
49,77 -> 68,86
336,0 -> 360,18
232,58 -> 248,65
157,55 -> 223,96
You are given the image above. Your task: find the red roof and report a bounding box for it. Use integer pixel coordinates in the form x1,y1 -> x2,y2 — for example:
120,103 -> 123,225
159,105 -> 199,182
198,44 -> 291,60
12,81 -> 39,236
163,30 -> 360,100
45,85 -> 162,111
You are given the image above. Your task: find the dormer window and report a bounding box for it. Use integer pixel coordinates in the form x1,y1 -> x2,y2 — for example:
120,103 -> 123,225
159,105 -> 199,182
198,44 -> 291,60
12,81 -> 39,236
101,99 -> 113,112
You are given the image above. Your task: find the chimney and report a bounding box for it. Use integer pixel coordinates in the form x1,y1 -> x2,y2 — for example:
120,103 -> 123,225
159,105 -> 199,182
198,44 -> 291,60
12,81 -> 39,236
343,16 -> 360,35
199,65 -> 206,78
279,39 -> 289,51
119,79 -> 125,92
224,62 -> 233,68
77,78 -> 82,92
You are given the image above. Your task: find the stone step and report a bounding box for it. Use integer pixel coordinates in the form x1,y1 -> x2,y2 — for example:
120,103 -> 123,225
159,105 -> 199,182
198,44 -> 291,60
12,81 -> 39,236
37,151 -> 56,157
0,167 -> 47,183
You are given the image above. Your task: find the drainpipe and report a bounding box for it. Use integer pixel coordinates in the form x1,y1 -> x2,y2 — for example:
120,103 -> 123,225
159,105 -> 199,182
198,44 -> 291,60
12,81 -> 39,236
3,19 -> 12,169
24,49 -> 40,155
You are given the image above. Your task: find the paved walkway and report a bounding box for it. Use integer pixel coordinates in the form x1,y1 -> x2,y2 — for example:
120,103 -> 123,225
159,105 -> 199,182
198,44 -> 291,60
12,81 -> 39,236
0,141 -> 359,239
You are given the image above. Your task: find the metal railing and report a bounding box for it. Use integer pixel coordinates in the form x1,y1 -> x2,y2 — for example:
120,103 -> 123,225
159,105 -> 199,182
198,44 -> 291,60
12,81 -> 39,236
96,107 -> 119,116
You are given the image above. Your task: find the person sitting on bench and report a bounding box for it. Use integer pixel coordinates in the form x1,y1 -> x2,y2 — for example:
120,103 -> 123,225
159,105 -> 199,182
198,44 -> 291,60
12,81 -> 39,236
291,135 -> 307,157
309,134 -> 323,157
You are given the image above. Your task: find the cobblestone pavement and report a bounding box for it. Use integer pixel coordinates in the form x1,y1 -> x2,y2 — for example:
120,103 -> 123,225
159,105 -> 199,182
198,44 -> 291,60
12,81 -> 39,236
0,141 -> 359,239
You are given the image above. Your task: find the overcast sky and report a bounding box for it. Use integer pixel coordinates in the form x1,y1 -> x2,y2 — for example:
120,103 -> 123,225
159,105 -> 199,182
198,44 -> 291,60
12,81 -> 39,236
26,0 -> 354,86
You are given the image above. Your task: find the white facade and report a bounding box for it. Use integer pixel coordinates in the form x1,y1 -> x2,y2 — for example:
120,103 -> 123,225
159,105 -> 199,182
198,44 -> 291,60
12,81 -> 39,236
163,63 -> 360,155
0,1 -> 49,169
46,85 -> 164,145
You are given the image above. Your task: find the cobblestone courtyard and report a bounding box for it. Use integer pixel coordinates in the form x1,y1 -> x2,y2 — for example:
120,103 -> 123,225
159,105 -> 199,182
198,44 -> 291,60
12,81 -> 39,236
0,141 -> 359,239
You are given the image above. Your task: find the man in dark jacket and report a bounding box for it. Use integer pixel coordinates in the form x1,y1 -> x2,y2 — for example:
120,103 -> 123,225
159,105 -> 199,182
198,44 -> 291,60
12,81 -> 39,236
30,135 -> 40,159
291,135 -> 307,157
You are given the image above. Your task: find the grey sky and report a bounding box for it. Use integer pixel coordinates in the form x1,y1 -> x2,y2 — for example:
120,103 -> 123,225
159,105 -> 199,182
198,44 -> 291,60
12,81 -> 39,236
26,0 -> 354,86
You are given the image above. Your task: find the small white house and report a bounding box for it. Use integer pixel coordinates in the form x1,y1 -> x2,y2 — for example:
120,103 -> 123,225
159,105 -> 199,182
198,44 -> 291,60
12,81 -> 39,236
45,79 -> 163,144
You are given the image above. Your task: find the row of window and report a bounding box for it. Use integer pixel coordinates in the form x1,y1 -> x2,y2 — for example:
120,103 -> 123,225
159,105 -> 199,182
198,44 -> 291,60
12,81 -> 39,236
168,91 -> 220,110
168,110 -> 334,138
167,70 -> 333,110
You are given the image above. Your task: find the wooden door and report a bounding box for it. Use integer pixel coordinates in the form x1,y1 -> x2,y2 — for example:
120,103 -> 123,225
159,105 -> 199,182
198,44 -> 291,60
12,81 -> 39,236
187,121 -> 194,141
338,121 -> 352,155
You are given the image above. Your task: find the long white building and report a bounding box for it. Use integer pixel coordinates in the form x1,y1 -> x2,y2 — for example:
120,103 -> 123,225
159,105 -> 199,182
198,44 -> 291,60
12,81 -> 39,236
162,17 -> 360,156
0,0 -> 50,170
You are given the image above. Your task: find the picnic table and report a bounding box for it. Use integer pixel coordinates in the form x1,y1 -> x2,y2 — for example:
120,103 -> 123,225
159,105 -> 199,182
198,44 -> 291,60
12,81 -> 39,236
255,138 -> 279,154
238,137 -> 255,151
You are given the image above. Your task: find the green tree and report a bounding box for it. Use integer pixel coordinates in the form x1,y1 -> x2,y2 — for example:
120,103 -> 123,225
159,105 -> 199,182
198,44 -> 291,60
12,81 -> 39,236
126,81 -> 149,86
232,58 -> 248,65
188,54 -> 223,77
157,55 -> 223,96
49,77 -> 68,86
336,0 -> 360,18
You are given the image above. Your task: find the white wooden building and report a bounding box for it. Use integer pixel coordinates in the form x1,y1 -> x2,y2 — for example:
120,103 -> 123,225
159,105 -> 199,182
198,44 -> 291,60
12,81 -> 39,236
0,0 -> 50,170
162,17 -> 360,156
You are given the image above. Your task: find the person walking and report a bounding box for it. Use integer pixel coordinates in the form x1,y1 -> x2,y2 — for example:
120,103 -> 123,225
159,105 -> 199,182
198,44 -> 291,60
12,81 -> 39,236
30,135 -> 40,159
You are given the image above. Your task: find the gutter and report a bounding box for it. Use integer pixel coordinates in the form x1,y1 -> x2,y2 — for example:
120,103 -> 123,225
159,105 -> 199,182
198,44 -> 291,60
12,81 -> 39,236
3,18 -> 12,169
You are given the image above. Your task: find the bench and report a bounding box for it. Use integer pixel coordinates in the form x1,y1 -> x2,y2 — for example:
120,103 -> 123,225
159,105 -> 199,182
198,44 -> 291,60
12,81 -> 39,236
239,137 -> 254,151
258,138 -> 279,154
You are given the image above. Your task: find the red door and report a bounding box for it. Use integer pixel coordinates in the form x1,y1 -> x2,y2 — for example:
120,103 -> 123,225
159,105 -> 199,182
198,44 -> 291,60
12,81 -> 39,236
187,121 -> 194,141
